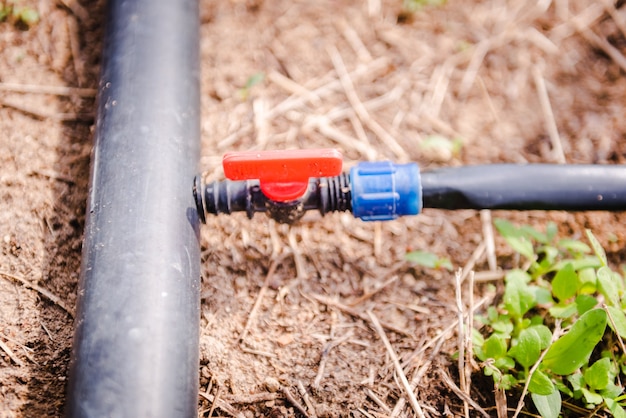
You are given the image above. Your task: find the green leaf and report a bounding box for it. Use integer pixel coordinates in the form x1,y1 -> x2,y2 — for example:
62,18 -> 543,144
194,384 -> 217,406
18,8 -> 39,26
548,303 -> 577,319
577,267 -> 598,294
531,390 -> 561,418
586,229 -> 607,266
419,135 -> 462,158
584,358 -> 612,390
552,257 -> 602,275
558,239 -> 591,255
521,225 -> 549,244
581,387 -> 603,405
491,318 -> 514,335
575,294 -> 598,316
546,222 -> 558,242
405,250 -> 452,270
534,287 -> 554,305
551,263 -> 578,301
510,327 -> 542,368
529,369 -> 555,395
498,372 -> 517,390
567,373 -> 584,391
601,382 -> 624,399
607,306 -> 626,338
504,270 -> 536,319
597,266 -> 621,307
606,398 -> 626,418
495,356 -> 516,370
483,334 -> 507,359
494,219 -> 536,261
244,72 -> 265,89
530,325 -> 552,349
542,308 -> 607,375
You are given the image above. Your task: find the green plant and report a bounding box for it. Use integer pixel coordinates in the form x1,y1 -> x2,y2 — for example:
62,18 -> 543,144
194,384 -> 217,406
473,219 -> 626,417
237,71 -> 265,101
0,1 -> 39,27
405,249 -> 453,270
402,0 -> 447,13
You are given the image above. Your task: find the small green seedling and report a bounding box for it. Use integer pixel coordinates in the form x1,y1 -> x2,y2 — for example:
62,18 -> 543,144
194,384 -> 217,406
237,72 -> 265,101
405,249 -> 453,271
402,0 -> 447,13
473,220 -> 626,417
0,1 -> 39,27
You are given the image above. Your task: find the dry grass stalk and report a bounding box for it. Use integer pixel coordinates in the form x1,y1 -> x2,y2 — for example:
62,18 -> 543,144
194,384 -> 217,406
199,390 -> 243,418
281,385 -> 310,418
480,210 -> 497,271
425,61 -> 454,119
439,369 -> 490,418
466,272 -> 476,386
454,270 -> 469,418
59,0 -> 89,21
218,57 -> 390,149
253,98 -> 270,149
460,241 -> 486,283
268,71 -> 320,106
328,45 -> 408,161
459,30 -> 515,97
0,82 -> 96,96
578,27 -> 626,74
297,380 -> 318,418
364,388 -> 392,414
600,0 -> 626,39
239,257 -> 282,343
392,330 -> 447,417
400,292 -> 492,384
66,15 -> 85,86
308,116 -> 378,160
0,271 -> 74,317
473,270 -> 506,282
0,99 -> 93,123
207,384 -> 222,418
287,227 -> 308,280
313,331 -> 353,389
340,20 -> 373,63
223,392 -> 279,404
532,66 -> 566,164
549,3 -> 604,41
349,275 -> 399,307
0,337 -> 24,367
366,310 -> 426,418
309,293 -> 412,338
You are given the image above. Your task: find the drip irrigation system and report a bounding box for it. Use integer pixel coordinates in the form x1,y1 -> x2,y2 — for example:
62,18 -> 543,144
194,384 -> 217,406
63,1 -> 625,415
194,149 -> 626,224
66,0 -> 201,417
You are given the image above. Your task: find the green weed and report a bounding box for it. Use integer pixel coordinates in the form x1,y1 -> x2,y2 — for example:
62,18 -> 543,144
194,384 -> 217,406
474,220 -> 626,417
0,1 -> 39,27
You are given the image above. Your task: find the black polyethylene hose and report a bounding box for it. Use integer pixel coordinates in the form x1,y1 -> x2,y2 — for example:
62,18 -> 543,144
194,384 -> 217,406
421,164 -> 626,211
66,1 -> 201,417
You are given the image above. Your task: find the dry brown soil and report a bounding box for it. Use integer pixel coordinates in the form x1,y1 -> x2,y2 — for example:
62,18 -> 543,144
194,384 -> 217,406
2,0 -> 626,417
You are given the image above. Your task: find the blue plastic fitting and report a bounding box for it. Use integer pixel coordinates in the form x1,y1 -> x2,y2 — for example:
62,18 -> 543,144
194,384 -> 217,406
350,161 -> 422,221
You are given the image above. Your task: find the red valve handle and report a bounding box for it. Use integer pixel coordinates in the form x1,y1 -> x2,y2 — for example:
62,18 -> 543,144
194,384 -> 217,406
222,148 -> 343,202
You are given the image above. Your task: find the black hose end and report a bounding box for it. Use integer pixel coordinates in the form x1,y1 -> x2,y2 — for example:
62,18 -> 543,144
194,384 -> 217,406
193,175 -> 206,224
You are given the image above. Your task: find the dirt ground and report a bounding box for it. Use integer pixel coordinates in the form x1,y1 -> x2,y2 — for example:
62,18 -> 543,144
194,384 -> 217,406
2,0 -> 626,417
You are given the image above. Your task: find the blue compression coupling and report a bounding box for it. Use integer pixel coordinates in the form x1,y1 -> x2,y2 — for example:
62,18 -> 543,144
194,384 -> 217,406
350,161 -> 422,221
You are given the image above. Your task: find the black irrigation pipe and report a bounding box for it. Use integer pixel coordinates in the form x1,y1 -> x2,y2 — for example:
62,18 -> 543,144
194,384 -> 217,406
420,164 -> 626,212
66,0 -> 201,417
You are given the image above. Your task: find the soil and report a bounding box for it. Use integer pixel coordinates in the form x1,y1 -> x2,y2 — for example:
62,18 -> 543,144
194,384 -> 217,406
1,0 -> 626,417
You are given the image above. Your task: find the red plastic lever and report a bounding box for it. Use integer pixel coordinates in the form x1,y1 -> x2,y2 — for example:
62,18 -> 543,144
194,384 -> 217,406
223,149 -> 343,202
